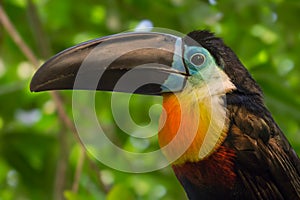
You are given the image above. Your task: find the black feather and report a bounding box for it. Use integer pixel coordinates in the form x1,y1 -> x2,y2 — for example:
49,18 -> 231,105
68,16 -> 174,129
185,30 -> 263,96
176,31 -> 300,199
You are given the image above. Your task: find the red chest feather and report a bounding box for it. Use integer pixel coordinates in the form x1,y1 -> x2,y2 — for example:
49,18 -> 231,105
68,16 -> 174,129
172,145 -> 237,189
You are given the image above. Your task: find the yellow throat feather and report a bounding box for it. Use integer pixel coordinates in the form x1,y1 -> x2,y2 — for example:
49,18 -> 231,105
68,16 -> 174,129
158,68 -> 236,165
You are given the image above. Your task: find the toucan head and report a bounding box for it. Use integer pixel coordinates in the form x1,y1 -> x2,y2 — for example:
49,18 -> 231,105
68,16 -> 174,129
30,30 -> 262,97
30,30 -> 267,168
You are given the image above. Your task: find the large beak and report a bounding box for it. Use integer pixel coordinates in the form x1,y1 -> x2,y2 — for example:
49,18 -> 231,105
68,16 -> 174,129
30,32 -> 189,95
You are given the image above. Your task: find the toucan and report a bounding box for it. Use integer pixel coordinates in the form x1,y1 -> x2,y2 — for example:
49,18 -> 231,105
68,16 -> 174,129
30,30 -> 300,199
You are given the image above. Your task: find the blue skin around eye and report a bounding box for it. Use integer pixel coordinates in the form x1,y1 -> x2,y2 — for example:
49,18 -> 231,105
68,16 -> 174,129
160,43 -> 217,93
184,45 -> 211,75
183,45 -> 220,87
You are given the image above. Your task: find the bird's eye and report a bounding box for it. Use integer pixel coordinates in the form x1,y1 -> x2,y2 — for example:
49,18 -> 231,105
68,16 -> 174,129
190,53 -> 205,66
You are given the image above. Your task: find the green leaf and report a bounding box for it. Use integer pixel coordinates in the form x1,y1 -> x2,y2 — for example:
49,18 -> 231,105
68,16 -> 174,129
107,184 -> 136,200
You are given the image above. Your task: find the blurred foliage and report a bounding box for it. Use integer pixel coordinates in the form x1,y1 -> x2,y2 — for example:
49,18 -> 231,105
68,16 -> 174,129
0,0 -> 300,199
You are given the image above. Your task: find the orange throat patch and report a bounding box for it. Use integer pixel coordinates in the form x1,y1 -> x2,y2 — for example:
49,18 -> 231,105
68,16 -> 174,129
158,92 -> 230,165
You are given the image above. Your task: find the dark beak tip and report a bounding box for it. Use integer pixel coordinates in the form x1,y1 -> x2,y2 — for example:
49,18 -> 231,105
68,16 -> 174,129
29,78 -> 38,92
30,73 -> 42,92
30,73 -> 52,92
30,85 -> 39,92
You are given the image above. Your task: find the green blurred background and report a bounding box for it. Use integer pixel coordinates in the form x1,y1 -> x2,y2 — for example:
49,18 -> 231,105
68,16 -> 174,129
0,0 -> 300,199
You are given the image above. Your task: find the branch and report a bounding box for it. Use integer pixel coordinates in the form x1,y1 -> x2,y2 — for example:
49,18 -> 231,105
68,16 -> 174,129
87,157 -> 109,193
0,4 -> 82,146
0,2 -> 108,195
0,4 -> 39,66
53,128 -> 69,200
72,148 -> 86,193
